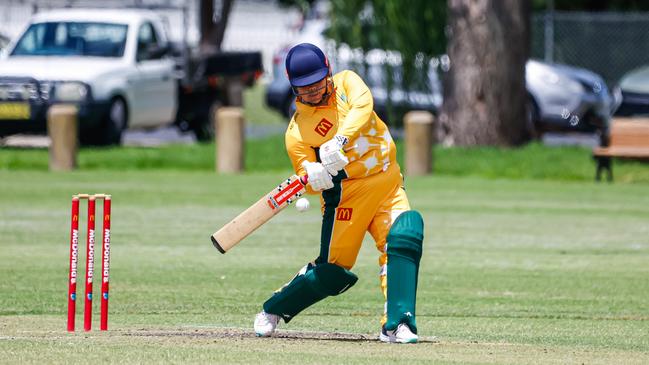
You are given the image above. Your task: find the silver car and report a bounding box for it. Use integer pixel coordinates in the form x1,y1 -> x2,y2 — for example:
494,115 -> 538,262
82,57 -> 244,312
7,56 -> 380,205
526,59 -> 613,134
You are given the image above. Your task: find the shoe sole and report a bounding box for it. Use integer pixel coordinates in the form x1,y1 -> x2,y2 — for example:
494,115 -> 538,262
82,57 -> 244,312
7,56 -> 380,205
379,333 -> 393,343
255,331 -> 274,337
379,333 -> 418,344
379,333 -> 419,344
396,337 -> 418,344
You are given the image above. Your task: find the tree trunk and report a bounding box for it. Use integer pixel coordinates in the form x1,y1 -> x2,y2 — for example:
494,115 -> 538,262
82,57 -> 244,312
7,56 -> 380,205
200,0 -> 234,54
442,0 -> 531,146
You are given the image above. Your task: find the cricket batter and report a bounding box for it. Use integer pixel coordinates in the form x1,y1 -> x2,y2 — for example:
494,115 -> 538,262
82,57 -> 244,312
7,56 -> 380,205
254,43 -> 424,343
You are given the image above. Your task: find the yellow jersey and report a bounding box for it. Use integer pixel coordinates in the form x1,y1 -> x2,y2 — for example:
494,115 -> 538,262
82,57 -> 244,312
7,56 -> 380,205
285,70 -> 398,187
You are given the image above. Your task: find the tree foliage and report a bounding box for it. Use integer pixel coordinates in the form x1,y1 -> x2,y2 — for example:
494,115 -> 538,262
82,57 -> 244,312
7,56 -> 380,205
327,0 -> 446,58
326,1 -> 446,123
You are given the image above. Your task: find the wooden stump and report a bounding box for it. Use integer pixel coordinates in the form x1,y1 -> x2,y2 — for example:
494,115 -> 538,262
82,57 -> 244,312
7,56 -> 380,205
215,107 -> 245,173
47,104 -> 78,171
404,111 -> 435,176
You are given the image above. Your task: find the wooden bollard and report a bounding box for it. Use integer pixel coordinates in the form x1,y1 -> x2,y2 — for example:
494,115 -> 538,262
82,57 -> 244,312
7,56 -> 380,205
404,111 -> 435,176
47,104 -> 78,171
215,107 -> 245,173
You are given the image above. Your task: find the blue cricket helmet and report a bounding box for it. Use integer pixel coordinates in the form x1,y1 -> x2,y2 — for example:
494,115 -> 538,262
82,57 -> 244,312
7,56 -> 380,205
285,43 -> 330,87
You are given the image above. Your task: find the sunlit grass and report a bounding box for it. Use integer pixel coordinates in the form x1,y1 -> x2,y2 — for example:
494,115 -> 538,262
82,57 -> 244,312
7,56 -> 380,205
0,170 -> 647,363
2,138 -> 648,183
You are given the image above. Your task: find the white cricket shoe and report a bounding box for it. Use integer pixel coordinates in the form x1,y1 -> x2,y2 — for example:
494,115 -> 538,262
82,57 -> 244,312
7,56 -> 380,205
254,311 -> 280,337
379,323 -> 418,344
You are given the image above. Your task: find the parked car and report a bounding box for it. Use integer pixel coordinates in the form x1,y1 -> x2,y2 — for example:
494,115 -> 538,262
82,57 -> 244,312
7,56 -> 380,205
0,9 -> 177,145
612,65 -> 649,117
526,59 -> 613,134
0,8 -> 262,145
266,20 -> 612,135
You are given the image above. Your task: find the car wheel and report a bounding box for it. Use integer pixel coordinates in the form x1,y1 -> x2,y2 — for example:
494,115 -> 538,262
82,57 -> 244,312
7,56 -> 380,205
80,97 -> 127,146
192,119 -> 214,141
192,102 -> 218,142
526,98 -> 542,140
103,97 -> 127,145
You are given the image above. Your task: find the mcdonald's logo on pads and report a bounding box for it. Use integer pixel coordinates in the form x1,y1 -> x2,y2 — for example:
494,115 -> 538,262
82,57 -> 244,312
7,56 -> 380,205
336,208 -> 353,221
314,118 -> 333,137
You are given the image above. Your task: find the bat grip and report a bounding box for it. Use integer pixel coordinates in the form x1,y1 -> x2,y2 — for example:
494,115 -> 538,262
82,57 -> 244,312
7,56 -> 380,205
300,175 -> 309,185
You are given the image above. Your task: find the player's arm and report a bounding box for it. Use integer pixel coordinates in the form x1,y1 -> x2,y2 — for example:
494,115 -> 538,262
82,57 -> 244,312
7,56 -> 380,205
285,127 -> 332,193
319,71 -> 373,175
336,70 -> 374,140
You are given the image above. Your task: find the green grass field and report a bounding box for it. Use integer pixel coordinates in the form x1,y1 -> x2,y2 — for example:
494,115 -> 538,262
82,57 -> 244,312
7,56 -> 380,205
1,167 -> 648,364
3,137 -> 649,184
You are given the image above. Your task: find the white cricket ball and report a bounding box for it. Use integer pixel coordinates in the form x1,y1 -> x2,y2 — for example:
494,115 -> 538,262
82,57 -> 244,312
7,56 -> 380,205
295,198 -> 310,212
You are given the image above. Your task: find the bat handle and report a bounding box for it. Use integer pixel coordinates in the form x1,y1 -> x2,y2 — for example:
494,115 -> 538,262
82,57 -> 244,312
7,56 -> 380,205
300,175 -> 309,185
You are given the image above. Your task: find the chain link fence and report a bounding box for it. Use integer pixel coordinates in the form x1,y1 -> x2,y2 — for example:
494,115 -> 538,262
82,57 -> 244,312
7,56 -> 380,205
532,11 -> 649,87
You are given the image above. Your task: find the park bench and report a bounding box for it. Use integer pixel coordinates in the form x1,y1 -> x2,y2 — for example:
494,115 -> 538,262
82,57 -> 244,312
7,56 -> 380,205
592,118 -> 649,181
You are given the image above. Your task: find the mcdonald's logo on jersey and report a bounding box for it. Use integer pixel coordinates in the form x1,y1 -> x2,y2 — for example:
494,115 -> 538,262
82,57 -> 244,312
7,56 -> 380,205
314,118 -> 333,137
336,208 -> 353,221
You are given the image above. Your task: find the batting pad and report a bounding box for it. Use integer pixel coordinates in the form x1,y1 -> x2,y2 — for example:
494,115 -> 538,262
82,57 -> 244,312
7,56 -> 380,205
385,210 -> 424,333
263,263 -> 358,323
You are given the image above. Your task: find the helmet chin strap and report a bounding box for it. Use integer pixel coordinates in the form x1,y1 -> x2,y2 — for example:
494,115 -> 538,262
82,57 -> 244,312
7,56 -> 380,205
298,78 -> 333,107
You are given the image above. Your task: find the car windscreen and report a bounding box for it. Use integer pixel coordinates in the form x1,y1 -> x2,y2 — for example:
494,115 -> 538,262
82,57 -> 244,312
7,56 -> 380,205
10,21 -> 128,57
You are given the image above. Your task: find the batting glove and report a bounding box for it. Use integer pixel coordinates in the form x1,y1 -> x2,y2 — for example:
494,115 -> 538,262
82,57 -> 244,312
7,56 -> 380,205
302,161 -> 334,191
319,135 -> 349,176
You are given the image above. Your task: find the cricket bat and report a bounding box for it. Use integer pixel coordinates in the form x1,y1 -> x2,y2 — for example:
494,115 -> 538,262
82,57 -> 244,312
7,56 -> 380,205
211,174 -> 308,253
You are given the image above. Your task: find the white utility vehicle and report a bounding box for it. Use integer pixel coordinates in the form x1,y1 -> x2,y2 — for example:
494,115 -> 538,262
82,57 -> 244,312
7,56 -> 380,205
0,9 -> 176,145
0,8 -> 262,145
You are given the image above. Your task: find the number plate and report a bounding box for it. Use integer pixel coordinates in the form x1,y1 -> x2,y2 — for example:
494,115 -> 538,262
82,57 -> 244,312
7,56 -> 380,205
0,103 -> 31,120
